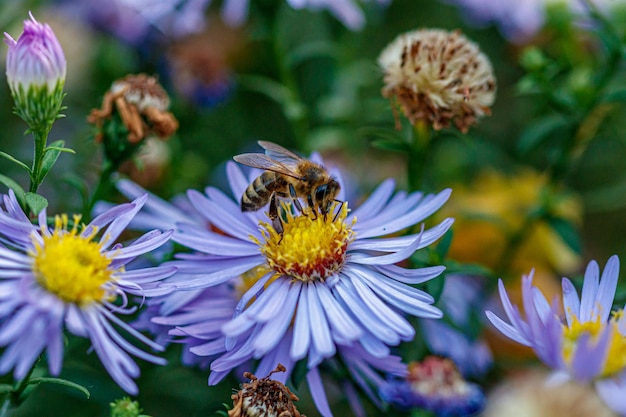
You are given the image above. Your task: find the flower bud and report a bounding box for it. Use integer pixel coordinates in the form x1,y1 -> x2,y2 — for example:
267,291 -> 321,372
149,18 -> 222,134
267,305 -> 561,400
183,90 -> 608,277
4,12 -> 66,130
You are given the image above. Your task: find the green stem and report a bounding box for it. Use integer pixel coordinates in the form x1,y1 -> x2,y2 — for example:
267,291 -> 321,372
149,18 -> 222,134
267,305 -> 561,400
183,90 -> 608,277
84,160 -> 117,219
29,127 -> 50,194
407,122 -> 432,192
270,17 -> 309,150
0,361 -> 39,417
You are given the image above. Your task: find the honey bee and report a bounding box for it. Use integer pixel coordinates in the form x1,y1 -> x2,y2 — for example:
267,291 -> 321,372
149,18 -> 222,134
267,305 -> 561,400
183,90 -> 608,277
233,141 -> 341,231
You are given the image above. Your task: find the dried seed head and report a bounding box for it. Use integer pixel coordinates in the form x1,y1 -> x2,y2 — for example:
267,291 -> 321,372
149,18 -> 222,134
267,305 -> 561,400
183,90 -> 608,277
88,73 -> 179,144
378,28 -> 496,133
228,364 -> 305,417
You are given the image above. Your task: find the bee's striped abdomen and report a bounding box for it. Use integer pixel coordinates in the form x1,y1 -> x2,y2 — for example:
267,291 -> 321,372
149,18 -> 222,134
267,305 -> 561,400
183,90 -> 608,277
241,172 -> 287,212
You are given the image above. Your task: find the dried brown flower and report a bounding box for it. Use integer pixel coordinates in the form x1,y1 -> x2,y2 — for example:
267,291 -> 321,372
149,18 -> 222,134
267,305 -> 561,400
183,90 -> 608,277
228,364 -> 305,417
88,74 -> 179,144
378,29 -> 496,133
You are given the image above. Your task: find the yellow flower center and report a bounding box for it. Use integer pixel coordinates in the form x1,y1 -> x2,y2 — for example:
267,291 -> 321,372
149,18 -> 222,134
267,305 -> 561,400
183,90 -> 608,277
253,203 -> 355,282
30,214 -> 117,306
562,311 -> 626,378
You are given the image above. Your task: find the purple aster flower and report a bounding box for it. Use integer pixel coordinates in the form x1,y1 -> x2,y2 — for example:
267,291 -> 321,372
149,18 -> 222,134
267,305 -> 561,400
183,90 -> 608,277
422,274 -> 493,378
165,158 -> 452,369
0,190 -> 175,394
380,356 -> 486,417
486,255 -> 626,415
4,12 -> 66,128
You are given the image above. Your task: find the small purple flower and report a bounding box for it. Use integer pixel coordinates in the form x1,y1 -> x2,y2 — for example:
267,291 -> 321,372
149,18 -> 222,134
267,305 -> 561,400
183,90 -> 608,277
4,12 -> 66,93
0,190 -> 175,394
486,255 -> 626,415
380,356 -> 486,417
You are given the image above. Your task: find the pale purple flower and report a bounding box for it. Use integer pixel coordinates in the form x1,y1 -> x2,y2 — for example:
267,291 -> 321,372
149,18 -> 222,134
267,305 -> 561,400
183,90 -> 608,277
107,156 -> 451,415
444,0 -> 626,43
64,0 -> 390,43
486,255 -> 626,415
4,12 -> 66,93
380,356 -> 486,417
165,160 -> 452,368
0,190 -> 175,394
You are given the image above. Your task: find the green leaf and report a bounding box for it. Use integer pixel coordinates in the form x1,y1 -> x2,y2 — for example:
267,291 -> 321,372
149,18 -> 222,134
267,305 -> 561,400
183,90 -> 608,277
0,151 -> 31,173
24,192 -> 48,215
286,41 -> 338,68
38,140 -> 69,184
600,88 -> 626,104
27,377 -> 90,399
517,115 -> 569,154
0,174 -> 26,208
371,139 -> 411,153
45,146 -> 75,154
443,259 -> 493,277
547,216 -> 582,255
582,178 -> 626,212
359,127 -> 410,153
62,174 -> 90,213
289,359 -> 308,388
435,229 -> 453,260
236,75 -> 306,121
0,384 -> 14,394
425,272 -> 446,302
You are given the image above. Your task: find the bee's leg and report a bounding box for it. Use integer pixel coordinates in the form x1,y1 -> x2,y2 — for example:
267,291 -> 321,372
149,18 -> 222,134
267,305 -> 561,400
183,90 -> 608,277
332,200 -> 345,223
288,184 -> 304,214
269,194 -> 284,236
306,194 -> 317,219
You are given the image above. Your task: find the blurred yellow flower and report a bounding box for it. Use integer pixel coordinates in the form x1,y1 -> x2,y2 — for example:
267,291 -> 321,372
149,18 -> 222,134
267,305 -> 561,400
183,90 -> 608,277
440,169 -> 582,276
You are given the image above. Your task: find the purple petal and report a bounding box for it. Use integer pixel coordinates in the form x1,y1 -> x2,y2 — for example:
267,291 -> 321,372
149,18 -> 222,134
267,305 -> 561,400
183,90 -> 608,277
348,179 -> 395,220
570,329 -> 610,382
596,255 -> 619,322
596,377 -> 626,416
485,310 -> 532,346
291,284 -> 312,360
306,367 -> 334,417
562,278 -> 580,327
580,260 -> 600,322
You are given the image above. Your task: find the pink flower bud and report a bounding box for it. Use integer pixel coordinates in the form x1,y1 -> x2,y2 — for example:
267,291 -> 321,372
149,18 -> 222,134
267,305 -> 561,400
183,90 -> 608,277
5,12 -> 66,94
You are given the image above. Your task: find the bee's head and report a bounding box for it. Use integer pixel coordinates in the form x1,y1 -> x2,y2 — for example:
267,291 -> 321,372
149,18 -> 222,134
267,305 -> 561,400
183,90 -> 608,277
315,179 -> 341,215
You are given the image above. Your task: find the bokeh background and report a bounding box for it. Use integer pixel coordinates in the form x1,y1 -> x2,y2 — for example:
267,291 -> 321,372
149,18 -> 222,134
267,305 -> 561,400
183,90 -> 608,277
2,0 -> 626,415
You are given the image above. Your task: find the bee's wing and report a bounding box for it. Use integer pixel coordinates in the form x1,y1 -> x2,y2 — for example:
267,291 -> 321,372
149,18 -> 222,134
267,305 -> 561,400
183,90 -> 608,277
233,153 -> 302,179
258,141 -> 303,164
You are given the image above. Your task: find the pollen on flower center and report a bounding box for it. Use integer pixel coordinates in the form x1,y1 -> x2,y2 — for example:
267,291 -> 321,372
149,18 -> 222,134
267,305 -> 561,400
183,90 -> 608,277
253,203 -> 355,282
30,214 -> 116,306
562,312 -> 626,378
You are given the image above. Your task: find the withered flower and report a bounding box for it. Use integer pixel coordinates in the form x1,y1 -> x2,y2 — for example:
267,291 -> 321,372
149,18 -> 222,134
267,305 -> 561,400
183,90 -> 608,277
229,364 -> 305,417
378,29 -> 496,133
88,74 -> 178,144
